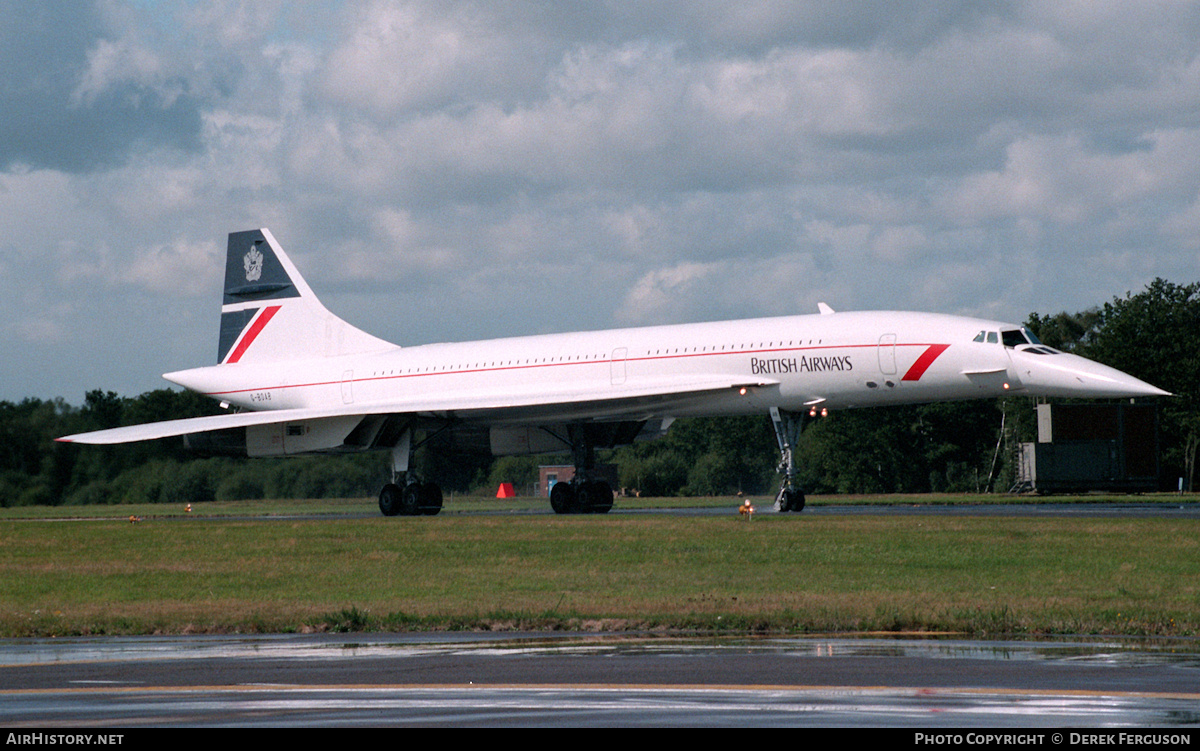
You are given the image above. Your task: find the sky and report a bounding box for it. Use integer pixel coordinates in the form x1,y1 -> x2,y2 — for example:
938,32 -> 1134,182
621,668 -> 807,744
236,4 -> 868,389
3,1 -> 1200,403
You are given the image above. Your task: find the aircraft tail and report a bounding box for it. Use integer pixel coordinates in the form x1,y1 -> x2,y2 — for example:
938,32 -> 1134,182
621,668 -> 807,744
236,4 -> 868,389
217,229 -> 393,364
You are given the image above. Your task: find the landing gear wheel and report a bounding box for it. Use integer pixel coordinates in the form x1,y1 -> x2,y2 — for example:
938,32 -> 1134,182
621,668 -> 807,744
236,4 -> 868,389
550,482 -> 576,514
575,481 -> 595,513
584,480 -> 613,514
419,482 -> 443,516
400,483 -> 422,516
777,487 -> 806,512
379,483 -> 403,516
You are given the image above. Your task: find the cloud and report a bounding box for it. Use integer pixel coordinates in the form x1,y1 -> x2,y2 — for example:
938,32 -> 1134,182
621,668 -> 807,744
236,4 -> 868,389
124,239 -> 222,295
6,1 -> 1200,400
317,2 -> 548,118
0,2 -> 204,173
620,262 -> 719,324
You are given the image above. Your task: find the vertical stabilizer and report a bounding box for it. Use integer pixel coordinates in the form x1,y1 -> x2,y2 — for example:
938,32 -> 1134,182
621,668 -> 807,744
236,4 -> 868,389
218,229 -> 394,364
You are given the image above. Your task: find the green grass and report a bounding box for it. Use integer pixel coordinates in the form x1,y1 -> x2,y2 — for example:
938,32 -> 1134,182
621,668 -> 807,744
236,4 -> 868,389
2,495 -> 1197,638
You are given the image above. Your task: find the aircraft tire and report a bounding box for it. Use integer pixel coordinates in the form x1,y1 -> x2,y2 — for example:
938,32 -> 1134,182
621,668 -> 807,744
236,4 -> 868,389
379,483 -> 403,516
550,482 -> 575,514
400,483 -> 422,516
419,482 -> 443,516
779,488 -> 806,512
574,481 -> 591,513
574,481 -> 598,514
588,480 -> 614,514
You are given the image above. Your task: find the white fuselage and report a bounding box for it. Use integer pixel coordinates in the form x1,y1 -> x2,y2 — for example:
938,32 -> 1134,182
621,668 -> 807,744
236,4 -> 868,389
166,309 -> 1157,426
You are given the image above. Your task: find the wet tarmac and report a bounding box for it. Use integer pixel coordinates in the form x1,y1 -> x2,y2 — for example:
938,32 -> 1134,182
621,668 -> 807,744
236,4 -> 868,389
6,502 -> 1199,727
2,633 -> 1198,727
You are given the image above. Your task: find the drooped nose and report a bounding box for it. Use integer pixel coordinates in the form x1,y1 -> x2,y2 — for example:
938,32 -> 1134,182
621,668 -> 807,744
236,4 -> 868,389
1009,349 -> 1171,398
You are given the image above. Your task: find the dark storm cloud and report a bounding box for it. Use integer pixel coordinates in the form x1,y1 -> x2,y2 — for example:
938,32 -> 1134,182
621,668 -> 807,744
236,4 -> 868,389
0,2 -> 203,173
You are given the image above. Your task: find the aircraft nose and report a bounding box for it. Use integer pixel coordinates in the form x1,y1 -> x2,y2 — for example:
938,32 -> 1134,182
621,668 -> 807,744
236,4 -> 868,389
1011,350 -> 1170,398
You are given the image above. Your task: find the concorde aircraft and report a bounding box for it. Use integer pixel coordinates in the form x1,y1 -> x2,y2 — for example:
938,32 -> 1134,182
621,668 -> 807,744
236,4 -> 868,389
58,229 -> 1169,515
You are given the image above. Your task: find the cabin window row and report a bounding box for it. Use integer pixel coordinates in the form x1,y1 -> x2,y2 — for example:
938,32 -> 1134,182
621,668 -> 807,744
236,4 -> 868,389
369,338 -> 832,378
371,354 -> 610,377
645,339 -> 823,356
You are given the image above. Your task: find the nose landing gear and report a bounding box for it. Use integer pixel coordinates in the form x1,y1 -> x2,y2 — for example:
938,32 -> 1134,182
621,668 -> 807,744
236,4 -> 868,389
771,407 -> 807,512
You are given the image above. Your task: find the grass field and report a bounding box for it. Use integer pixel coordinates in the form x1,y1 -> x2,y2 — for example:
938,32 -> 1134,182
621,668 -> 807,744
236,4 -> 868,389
1,494 -> 1197,638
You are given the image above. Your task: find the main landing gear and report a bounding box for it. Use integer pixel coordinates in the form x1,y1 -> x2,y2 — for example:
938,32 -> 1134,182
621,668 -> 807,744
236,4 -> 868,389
549,478 -> 614,514
771,406 -> 807,512
378,428 -> 443,516
550,424 -> 614,514
379,481 -> 443,516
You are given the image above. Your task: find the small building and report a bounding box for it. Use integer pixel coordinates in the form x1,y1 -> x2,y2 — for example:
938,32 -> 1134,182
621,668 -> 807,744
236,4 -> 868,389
1015,403 -> 1159,493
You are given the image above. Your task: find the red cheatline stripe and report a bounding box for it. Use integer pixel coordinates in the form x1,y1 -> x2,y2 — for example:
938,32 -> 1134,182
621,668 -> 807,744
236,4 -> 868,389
901,343 -> 950,381
226,305 -> 282,364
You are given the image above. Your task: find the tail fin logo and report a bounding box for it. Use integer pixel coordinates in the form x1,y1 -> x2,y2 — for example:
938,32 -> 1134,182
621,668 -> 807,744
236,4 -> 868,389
217,228 -> 395,364
244,245 -> 264,282
223,231 -> 300,305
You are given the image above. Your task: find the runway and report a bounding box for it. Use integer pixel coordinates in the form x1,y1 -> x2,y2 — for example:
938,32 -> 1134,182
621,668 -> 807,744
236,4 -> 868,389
2,633 -> 1198,727
164,500 -> 1200,522
634,501 -> 1200,519
5,501 -> 1199,727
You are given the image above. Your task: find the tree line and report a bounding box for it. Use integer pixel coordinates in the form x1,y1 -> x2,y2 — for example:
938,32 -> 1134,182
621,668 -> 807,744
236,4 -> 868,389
3,278 -> 1197,506
0,389 -> 391,506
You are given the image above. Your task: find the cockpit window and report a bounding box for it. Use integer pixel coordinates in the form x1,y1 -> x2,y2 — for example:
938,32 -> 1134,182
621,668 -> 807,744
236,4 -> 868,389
977,328 -> 1050,347
1002,328 -> 1043,348
1001,329 -> 1025,348
997,327 -> 1057,353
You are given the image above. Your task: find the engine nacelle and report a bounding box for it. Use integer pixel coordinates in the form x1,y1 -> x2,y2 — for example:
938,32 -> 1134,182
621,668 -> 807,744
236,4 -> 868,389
489,419 -> 674,456
182,427 -> 248,456
489,426 -> 571,456
246,415 -> 368,456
